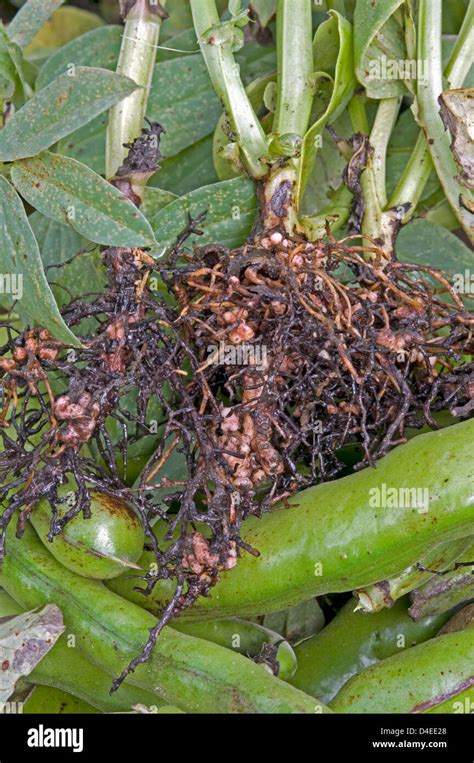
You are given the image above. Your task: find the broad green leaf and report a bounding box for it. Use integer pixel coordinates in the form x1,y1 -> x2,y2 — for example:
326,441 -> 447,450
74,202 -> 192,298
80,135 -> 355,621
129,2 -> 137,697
0,67 -> 138,163
263,598 -> 325,644
25,7 -> 104,54
150,176 -> 257,253
0,176 -> 80,347
160,0 -> 194,38
50,250 -> 107,313
36,25 -> 122,89
422,196 -> 458,231
7,0 -> 65,48
155,28 -> 201,62
300,110 -> 352,217
136,434 -> 189,509
396,219 -> 473,274
153,134 -> 219,195
30,213 -> 106,327
0,34 -> 17,101
56,114 -> 108,175
386,108 -> 439,200
147,55 -> 222,159
0,23 -> 27,100
354,0 -> 408,99
236,38 -> 277,83
29,210 -> 87,269
11,153 -> 157,248
297,11 -> 355,207
141,187 -> 177,220
0,604 -> 64,703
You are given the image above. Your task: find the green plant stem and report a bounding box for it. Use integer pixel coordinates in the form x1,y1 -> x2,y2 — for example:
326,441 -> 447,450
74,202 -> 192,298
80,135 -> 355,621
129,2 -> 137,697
348,94 -> 369,134
361,96 -> 401,249
367,97 -> 401,209
273,0 -> 314,139
388,134 -> 432,218
389,0 -> 474,228
444,0 -> 474,88
190,0 -> 269,179
105,0 -> 166,179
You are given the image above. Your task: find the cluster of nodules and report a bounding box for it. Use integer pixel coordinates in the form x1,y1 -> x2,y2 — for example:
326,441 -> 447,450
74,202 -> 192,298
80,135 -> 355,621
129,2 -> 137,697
0,237 -> 473,601
0,247 -> 247,587
170,233 -> 474,493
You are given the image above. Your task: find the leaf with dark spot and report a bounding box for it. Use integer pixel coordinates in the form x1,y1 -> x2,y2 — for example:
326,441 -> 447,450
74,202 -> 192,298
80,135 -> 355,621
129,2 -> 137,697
0,604 -> 64,703
11,153 -> 157,248
439,89 -> 474,190
0,176 -> 81,347
0,67 -> 139,162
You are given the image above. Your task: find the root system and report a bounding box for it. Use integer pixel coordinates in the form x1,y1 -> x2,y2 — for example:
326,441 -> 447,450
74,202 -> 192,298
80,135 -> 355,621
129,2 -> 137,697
0,198 -> 473,688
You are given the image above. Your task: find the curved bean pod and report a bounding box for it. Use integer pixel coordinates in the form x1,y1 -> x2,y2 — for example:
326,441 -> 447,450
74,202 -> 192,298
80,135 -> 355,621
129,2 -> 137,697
0,588 -> 168,713
23,686 -> 98,715
330,628 -> 474,714
109,421 -> 474,620
288,597 -> 448,703
0,525 -> 327,714
174,619 -> 297,680
424,685 -> 474,714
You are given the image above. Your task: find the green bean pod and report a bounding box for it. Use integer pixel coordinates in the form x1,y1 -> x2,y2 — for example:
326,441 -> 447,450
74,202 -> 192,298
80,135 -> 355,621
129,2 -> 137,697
30,484 -> 145,579
0,588 -> 21,616
354,537 -> 474,612
288,597 -> 448,703
174,619 -> 297,680
109,421 -> 474,621
330,628 -> 474,713
424,685 -> 474,714
423,605 -> 474,714
23,686 -> 98,715
0,525 -> 327,714
0,588 -> 169,713
409,542 -> 474,620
